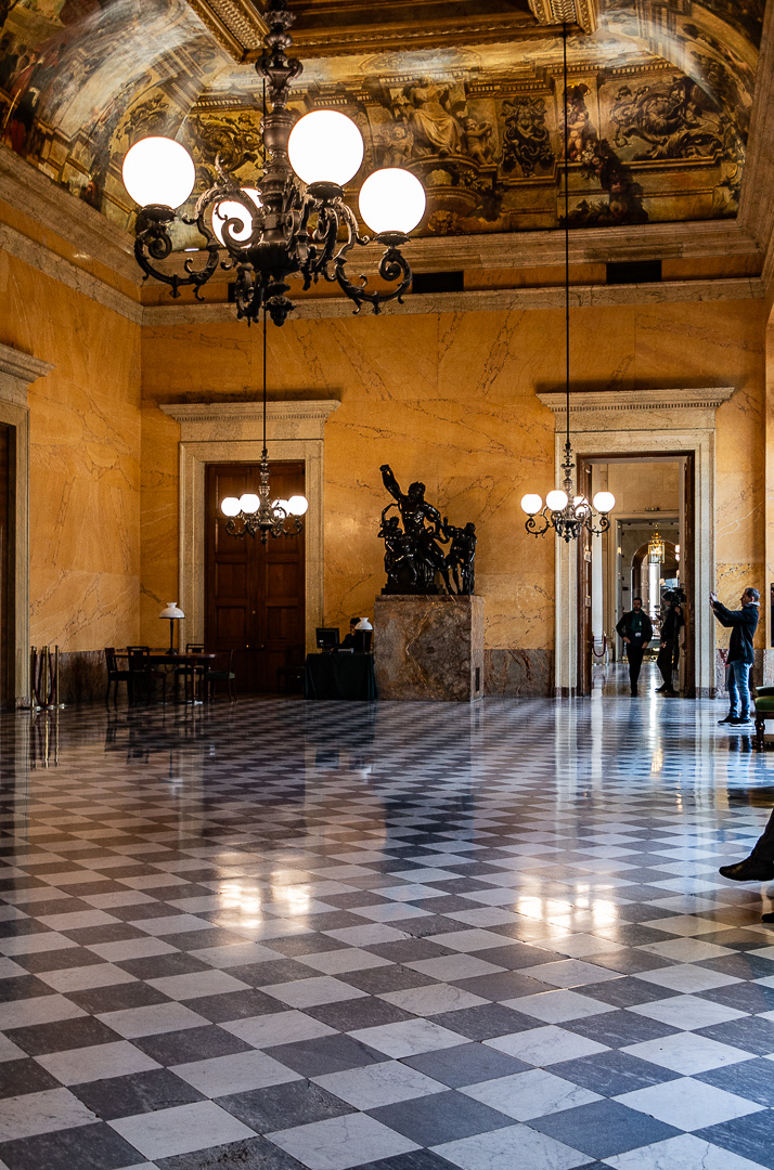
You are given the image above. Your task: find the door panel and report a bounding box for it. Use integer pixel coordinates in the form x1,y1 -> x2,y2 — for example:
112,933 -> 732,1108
205,461 -> 305,693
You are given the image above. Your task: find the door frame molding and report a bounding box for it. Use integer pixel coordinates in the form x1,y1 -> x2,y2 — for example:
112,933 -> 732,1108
536,386 -> 734,697
0,342 -> 53,707
161,400 -> 338,652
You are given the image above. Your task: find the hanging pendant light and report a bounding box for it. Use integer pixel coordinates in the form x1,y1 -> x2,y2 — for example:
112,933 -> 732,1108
219,307 -> 308,542
648,528 -> 665,564
520,23 -> 614,542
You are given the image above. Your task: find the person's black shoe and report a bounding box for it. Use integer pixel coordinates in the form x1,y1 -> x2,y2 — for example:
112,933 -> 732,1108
730,716 -> 751,725
718,859 -> 774,881
655,685 -> 666,693
718,714 -> 736,724
663,689 -> 678,697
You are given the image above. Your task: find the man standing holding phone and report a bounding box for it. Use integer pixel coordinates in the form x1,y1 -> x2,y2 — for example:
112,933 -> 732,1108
710,586 -> 760,725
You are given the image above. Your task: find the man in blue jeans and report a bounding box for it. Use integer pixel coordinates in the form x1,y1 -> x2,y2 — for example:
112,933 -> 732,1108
710,586 -> 760,725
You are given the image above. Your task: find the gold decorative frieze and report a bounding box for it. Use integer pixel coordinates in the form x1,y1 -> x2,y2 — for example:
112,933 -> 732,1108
186,0 -> 267,60
528,0 -> 597,33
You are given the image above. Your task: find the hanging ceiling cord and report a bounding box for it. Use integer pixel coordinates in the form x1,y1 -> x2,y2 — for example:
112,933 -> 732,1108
262,302 -> 268,460
562,21 -> 571,460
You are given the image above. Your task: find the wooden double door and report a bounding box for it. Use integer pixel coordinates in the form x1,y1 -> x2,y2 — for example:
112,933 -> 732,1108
205,461 -> 306,694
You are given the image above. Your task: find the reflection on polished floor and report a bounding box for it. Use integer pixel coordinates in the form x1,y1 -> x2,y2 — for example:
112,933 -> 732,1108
2,670 -> 774,1170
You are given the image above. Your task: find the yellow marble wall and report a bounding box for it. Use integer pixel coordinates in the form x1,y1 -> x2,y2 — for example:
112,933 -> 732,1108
0,248 -> 142,651
141,296 -> 765,658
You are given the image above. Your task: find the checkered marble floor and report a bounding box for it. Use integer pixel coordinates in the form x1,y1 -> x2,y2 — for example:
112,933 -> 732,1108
2,668 -> 774,1170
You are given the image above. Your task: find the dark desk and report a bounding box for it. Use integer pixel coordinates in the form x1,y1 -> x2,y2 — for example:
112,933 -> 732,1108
304,653 -> 377,700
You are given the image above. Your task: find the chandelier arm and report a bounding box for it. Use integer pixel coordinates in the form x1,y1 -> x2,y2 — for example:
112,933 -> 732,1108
133,206 -> 220,298
332,243 -> 413,315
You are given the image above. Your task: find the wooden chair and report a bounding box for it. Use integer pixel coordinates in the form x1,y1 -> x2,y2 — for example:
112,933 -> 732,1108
754,686 -> 774,750
175,643 -> 206,703
204,648 -> 236,701
105,647 -> 131,705
128,648 -> 167,705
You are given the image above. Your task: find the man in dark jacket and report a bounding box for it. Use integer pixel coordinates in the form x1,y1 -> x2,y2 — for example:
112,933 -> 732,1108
656,600 -> 684,696
710,586 -> 760,725
616,598 -> 653,697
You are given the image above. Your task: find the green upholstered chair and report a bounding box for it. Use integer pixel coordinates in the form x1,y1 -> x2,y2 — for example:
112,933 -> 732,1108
753,686 -> 774,751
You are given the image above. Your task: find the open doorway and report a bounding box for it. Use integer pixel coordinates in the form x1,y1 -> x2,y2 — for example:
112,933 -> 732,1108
577,453 -> 695,697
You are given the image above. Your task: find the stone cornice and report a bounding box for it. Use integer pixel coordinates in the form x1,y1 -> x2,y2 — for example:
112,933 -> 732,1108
0,146 -> 137,284
142,276 -> 764,327
537,387 -> 736,415
0,221 -> 143,325
0,342 -> 53,390
161,399 -> 340,442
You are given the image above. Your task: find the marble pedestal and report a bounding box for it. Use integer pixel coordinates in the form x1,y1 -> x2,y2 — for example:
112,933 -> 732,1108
374,594 -> 484,702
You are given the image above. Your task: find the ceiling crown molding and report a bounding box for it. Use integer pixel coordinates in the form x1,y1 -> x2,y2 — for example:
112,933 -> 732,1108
528,0 -> 597,33
186,0 -> 267,59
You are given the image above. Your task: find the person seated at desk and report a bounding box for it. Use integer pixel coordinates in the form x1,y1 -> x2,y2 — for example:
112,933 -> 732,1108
340,617 -> 360,650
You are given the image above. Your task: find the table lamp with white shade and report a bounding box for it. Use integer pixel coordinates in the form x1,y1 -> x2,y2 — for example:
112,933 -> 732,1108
159,602 -> 184,653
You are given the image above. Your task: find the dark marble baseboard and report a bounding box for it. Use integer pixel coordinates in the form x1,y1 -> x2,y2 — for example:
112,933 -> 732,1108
484,649 -> 553,697
52,650 -> 106,706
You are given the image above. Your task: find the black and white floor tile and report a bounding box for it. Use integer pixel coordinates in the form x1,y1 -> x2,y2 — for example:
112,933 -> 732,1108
2,664 -> 774,1169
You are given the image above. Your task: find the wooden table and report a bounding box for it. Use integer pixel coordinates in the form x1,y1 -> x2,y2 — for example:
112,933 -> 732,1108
121,650 -> 217,704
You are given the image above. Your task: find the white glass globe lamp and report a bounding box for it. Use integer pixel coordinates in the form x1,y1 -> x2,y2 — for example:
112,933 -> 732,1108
211,188 -> 262,245
520,493 -> 543,515
273,498 -> 290,514
546,489 -> 569,512
288,110 -> 364,186
592,490 -> 615,513
287,494 -> 309,517
122,137 -> 196,209
221,497 -> 241,518
358,168 -> 426,236
239,493 -> 260,514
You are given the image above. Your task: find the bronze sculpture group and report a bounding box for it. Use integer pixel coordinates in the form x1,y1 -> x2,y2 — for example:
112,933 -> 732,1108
378,465 -> 476,596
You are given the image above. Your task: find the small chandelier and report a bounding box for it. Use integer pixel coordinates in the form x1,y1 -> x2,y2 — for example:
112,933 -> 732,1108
120,0 -> 426,328
648,528 -> 665,564
220,306 -> 308,542
520,23 -> 614,542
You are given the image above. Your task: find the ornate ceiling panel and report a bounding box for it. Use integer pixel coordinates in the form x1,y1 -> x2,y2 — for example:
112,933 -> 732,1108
0,0 -> 765,242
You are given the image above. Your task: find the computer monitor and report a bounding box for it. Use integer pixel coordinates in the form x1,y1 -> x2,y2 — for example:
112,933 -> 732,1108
315,627 -> 340,651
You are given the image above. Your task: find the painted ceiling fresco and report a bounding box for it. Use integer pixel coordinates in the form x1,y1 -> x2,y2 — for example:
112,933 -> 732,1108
0,0 -> 765,240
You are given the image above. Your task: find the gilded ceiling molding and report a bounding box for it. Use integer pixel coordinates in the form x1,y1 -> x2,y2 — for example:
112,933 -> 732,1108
738,0 -> 774,288
185,0 -> 267,60
528,0 -> 597,34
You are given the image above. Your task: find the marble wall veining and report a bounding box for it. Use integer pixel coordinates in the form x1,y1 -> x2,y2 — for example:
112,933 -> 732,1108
0,243 -> 142,662
141,298 -> 765,690
0,189 -> 767,698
